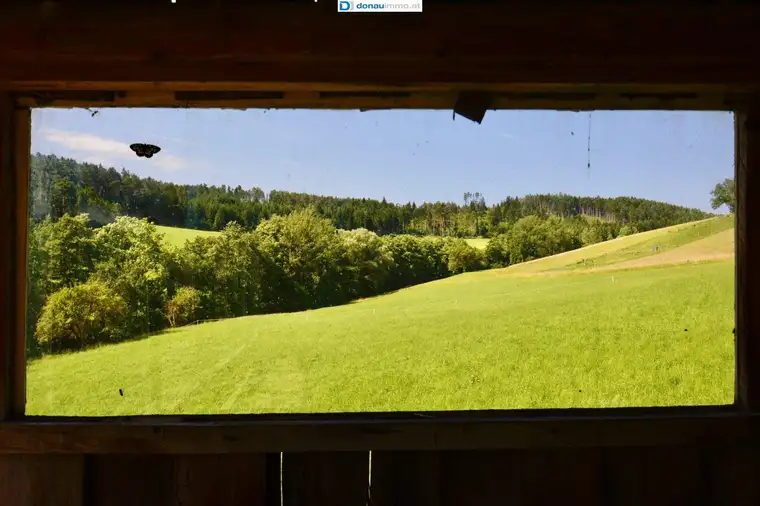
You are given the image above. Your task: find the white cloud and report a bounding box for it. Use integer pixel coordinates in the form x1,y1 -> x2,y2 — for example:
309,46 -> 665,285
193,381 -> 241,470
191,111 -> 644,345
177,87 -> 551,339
37,128 -> 190,172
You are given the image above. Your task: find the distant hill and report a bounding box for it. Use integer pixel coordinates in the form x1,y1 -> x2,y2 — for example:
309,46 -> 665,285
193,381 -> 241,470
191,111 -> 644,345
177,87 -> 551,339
30,153 -> 712,237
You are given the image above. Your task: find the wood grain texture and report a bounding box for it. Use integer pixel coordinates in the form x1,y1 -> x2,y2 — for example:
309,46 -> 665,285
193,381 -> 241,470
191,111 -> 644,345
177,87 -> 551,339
372,445 -> 760,506
0,93 -> 11,421
601,446 -> 707,506
370,451 -> 441,506
12,90 -> 741,111
372,449 -> 602,506
282,451 -> 369,506
2,4 -> 760,89
86,455 -> 176,506
0,455 -> 84,506
174,454 -> 271,506
0,410 -> 753,453
0,98 -> 27,421
707,443 -> 760,506
459,449 -> 601,506
13,108 -> 30,419
735,108 -> 760,411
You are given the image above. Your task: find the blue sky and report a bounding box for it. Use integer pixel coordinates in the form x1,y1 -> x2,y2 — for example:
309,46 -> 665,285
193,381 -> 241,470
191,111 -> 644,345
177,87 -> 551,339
31,108 -> 734,212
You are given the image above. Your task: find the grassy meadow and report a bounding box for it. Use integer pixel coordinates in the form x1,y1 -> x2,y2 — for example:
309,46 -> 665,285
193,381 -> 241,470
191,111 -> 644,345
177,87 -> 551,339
156,225 -> 222,246
464,238 -> 489,249
27,216 -> 735,416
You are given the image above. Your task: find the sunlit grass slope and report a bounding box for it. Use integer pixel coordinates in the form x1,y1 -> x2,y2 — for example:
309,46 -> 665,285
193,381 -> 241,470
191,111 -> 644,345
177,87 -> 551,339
27,216 -> 735,415
464,238 -> 489,249
156,225 -> 492,250
506,216 -> 732,275
156,225 -> 220,246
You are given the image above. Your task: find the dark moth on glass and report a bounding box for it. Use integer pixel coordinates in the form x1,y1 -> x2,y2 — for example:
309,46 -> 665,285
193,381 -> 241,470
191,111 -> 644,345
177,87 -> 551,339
129,143 -> 161,158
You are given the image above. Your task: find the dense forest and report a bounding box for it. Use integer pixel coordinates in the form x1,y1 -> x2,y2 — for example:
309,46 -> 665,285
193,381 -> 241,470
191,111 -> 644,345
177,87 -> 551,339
26,153 -> 716,357
30,153 -> 711,237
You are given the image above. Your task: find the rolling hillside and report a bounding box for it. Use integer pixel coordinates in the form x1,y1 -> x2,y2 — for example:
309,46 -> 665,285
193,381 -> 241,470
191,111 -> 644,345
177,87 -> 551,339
27,217 -> 735,416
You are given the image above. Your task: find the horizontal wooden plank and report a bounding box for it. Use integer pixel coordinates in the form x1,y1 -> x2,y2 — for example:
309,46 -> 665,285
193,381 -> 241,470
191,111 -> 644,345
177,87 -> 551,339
12,90 -> 743,111
2,4 -> 760,90
0,411 -> 755,454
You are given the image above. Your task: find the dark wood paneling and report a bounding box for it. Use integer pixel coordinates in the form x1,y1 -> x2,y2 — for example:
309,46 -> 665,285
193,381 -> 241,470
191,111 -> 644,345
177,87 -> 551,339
0,446 -> 757,506
0,92 -> 11,421
735,109 -> 760,411
372,446 -> 760,506
0,455 -> 84,506
0,98 -> 27,421
708,443 -> 760,506
85,454 -> 275,506
602,446 -> 706,506
371,451 -> 441,506
174,454 -> 272,506
86,455 -> 176,506
2,4 -> 760,90
282,451 -> 369,506
371,449 -> 602,506
447,449 -> 603,506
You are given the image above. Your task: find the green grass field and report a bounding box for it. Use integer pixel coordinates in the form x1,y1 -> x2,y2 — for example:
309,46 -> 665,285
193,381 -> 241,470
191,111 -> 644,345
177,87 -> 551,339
156,225 -> 220,247
27,217 -> 735,415
155,225 -> 491,250
464,238 -> 489,249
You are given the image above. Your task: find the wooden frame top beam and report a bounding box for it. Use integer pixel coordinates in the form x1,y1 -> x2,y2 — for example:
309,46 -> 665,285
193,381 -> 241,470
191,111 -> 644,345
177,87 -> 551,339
2,2 -> 760,102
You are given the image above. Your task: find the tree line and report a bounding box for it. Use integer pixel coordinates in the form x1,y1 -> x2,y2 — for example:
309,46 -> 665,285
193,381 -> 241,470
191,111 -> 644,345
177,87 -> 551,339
31,153 -> 711,238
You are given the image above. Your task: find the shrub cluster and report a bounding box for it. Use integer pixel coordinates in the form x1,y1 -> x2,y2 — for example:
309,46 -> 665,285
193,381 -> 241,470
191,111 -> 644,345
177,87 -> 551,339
28,209 -> 489,353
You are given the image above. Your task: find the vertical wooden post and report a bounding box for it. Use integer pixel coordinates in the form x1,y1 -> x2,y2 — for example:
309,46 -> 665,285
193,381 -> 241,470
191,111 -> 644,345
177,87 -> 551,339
735,107 -> 760,412
0,93 -> 29,420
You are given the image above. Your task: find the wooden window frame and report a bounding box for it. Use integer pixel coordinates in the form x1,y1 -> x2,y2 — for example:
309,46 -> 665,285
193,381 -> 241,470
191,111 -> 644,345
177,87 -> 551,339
0,1 -> 759,454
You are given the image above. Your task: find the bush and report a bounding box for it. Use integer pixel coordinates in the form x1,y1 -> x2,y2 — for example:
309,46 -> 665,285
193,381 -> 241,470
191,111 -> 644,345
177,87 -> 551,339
339,228 -> 394,298
35,280 -> 127,352
443,239 -> 486,274
166,286 -> 203,327
33,213 -> 96,292
383,235 -> 449,291
92,216 -> 169,336
618,224 -> 639,237
254,207 -> 344,311
485,233 -> 511,268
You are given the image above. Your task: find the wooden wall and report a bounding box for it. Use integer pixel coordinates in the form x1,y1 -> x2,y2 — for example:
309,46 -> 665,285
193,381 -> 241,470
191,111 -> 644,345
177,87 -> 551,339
1,444 -> 759,505
2,2 -> 760,505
